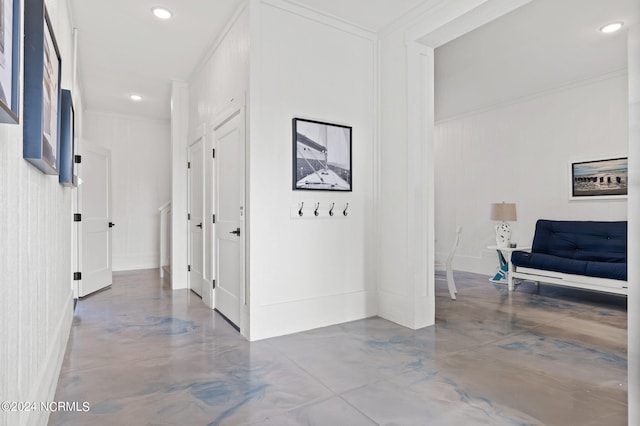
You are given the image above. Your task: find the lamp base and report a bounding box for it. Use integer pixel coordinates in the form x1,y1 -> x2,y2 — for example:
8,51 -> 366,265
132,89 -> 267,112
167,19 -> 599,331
495,222 -> 512,248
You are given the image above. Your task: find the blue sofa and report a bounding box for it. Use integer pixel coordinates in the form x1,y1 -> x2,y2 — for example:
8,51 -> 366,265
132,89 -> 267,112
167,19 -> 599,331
511,220 -> 628,295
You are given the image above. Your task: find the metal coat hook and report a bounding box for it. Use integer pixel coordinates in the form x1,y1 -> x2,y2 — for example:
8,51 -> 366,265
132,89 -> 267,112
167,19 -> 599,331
314,202 -> 320,217
298,202 -> 304,217
343,203 -> 349,216
329,202 -> 335,217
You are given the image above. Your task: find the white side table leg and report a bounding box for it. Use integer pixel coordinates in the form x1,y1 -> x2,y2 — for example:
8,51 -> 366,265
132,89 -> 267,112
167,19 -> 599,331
507,258 -> 514,291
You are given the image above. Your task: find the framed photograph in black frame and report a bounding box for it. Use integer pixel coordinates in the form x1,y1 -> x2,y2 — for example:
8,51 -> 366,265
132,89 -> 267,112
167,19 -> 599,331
23,0 -> 61,175
569,156 -> 628,200
292,118 -> 352,191
58,89 -> 75,186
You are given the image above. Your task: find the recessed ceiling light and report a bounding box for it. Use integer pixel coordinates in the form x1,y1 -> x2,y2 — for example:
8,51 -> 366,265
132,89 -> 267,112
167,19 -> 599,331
152,7 -> 173,20
130,94 -> 143,102
600,22 -> 623,33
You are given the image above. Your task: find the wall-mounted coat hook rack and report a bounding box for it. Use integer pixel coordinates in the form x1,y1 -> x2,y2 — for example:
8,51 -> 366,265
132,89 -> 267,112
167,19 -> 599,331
314,202 -> 320,216
298,202 -> 304,217
343,202 -> 349,216
329,202 -> 335,216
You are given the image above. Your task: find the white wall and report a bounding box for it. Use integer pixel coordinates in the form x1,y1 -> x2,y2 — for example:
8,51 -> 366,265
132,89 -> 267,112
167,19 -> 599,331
188,10 -> 249,134
185,6 -> 249,299
0,0 -> 79,425
435,73 -> 629,275
247,0 -> 377,340
83,111 -> 171,271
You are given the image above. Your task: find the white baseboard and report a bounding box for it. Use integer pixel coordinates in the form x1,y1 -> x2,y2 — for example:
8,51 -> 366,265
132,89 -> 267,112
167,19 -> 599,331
249,290 -> 377,341
113,253 -> 158,272
25,291 -> 73,426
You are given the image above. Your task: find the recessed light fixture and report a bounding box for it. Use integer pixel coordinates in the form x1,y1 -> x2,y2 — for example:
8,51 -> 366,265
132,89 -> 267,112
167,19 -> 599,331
130,94 -> 143,102
600,22 -> 624,33
152,7 -> 173,20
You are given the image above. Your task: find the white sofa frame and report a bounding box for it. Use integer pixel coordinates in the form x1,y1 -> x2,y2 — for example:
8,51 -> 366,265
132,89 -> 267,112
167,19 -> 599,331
511,266 -> 628,296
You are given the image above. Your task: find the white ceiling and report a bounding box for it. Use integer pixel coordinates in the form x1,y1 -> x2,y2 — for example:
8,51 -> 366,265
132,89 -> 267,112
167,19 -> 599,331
434,0 -> 639,121
70,0 -> 244,120
70,0 -> 638,122
69,0 -> 428,121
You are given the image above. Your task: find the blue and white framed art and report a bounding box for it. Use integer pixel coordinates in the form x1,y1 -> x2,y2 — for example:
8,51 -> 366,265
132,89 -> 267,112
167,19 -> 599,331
58,89 -> 75,186
0,0 -> 20,124
23,0 -> 61,174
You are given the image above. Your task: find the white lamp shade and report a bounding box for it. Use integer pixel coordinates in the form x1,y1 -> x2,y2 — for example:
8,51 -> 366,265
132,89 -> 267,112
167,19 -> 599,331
490,203 -> 517,221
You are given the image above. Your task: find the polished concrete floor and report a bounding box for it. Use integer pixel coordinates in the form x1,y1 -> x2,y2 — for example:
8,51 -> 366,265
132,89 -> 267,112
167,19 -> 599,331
50,269 -> 627,425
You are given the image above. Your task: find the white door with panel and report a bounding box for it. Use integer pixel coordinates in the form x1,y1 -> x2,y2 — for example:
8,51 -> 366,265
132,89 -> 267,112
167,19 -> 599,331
188,137 -> 206,297
80,143 -> 113,297
214,110 -> 245,327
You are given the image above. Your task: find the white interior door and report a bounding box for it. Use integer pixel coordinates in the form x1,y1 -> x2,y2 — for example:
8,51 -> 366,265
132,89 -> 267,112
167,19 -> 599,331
214,110 -> 245,327
188,137 -> 205,297
80,143 -> 112,297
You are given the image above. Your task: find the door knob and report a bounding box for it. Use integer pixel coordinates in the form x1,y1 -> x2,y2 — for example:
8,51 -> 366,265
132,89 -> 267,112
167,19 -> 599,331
229,228 -> 241,236
196,223 -> 203,229
108,222 -> 115,228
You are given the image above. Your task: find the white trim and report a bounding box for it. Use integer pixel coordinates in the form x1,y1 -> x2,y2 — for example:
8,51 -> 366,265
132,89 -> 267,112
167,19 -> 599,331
414,0 -> 533,47
25,292 -> 73,426
212,104 -> 243,131
262,0 -> 377,40
380,0 -> 458,37
406,41 -> 434,326
187,127 -> 207,294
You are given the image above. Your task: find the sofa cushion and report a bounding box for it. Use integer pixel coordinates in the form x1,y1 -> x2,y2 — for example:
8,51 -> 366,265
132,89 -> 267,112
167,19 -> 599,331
531,220 -> 626,263
511,251 -> 627,281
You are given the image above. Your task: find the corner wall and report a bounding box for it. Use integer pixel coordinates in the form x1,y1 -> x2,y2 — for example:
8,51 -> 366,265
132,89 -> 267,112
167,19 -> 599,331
247,0 -> 378,340
0,0 -> 79,424
83,111 -> 171,271
435,73 -> 629,275
627,23 -> 639,426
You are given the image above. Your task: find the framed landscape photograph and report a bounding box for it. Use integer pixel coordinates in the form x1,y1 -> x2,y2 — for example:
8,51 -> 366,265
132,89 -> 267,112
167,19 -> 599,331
0,0 -> 20,124
23,0 -> 62,174
58,89 -> 75,186
570,157 -> 628,200
292,118 -> 352,191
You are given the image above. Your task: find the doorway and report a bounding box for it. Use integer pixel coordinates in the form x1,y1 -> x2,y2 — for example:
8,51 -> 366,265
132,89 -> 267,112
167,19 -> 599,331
211,108 -> 246,330
188,135 -> 206,298
79,142 -> 113,297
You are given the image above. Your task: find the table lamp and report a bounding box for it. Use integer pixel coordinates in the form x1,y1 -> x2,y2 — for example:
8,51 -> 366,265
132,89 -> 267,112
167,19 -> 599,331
490,202 -> 517,248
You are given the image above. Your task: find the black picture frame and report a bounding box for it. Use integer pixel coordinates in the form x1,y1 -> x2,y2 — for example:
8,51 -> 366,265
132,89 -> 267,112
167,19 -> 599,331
0,0 -> 20,124
58,89 -> 75,186
570,157 -> 628,199
23,0 -> 61,175
292,118 -> 352,192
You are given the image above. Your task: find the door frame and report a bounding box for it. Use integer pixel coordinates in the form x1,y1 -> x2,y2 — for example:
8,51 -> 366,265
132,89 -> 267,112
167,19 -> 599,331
72,139 -> 82,300
187,127 -> 207,301
210,103 -> 248,337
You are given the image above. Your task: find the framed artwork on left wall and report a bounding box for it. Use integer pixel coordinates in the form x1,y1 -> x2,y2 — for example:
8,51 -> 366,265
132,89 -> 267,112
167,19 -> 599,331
23,0 -> 62,174
0,0 -> 21,124
58,89 -> 75,186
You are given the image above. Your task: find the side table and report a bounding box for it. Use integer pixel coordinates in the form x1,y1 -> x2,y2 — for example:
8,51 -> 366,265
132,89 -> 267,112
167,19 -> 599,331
487,245 -> 531,291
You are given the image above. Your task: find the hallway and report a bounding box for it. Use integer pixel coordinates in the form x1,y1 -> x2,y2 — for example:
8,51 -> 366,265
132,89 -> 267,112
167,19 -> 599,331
50,270 -> 627,425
